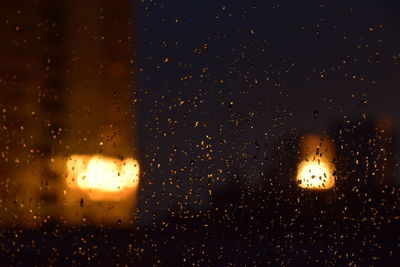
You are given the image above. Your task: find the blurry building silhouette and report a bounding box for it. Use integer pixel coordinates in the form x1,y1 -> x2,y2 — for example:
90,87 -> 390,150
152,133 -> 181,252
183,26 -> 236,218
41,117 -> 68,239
0,0 -> 138,227
332,117 -> 398,189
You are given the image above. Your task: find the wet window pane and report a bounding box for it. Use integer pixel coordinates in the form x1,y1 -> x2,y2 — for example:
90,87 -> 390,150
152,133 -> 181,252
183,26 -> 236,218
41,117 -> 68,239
1,0 -> 400,265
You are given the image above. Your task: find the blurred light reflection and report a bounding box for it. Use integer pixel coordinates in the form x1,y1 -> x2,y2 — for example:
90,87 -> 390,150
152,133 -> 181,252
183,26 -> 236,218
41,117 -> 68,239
296,134 -> 335,190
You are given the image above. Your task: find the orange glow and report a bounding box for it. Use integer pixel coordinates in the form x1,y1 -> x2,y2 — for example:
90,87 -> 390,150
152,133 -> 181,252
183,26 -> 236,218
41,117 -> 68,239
297,158 -> 335,189
296,134 -> 335,190
66,155 -> 139,201
52,154 -> 141,226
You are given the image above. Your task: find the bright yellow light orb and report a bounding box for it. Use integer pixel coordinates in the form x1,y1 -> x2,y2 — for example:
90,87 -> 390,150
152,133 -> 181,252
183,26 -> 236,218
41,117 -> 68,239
296,134 -> 336,190
296,158 -> 334,189
76,157 -> 138,191
66,154 -> 139,200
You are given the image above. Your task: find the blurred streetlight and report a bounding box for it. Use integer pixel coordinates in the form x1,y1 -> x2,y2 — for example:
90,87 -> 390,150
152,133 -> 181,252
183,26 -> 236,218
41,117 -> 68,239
296,134 -> 335,190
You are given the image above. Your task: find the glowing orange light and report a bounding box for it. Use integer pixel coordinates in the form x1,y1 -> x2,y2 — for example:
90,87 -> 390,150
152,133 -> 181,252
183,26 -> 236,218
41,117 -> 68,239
297,158 -> 335,189
296,134 -> 335,190
66,155 -> 139,201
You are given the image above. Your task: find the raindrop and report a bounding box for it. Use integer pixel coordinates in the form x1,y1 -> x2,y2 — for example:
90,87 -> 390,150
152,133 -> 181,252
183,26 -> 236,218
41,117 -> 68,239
313,110 -> 319,119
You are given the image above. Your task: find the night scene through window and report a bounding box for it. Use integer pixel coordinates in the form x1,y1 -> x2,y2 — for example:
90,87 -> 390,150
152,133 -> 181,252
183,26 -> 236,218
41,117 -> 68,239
1,0 -> 400,266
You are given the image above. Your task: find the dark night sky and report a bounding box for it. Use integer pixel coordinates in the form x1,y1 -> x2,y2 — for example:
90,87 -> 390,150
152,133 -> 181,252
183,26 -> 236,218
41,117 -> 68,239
135,0 -> 400,222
